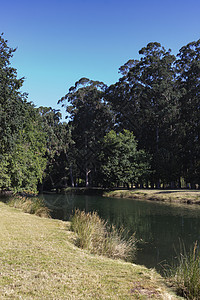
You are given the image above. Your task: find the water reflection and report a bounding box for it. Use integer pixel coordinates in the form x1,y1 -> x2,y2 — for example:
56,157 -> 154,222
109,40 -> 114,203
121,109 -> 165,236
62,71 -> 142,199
40,193 -> 200,272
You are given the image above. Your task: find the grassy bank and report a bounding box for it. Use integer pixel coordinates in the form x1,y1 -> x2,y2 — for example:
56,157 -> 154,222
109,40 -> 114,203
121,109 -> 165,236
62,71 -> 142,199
104,189 -> 200,205
0,202 -> 181,299
71,209 -> 137,261
7,195 -> 50,218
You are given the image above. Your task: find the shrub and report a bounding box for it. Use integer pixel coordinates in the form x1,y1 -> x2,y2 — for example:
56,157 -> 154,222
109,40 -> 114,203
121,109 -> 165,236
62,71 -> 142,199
168,241 -> 200,299
8,196 -> 50,218
70,209 -> 136,261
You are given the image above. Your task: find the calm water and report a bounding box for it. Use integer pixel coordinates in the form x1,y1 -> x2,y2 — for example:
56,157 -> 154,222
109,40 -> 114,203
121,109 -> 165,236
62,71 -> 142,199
40,193 -> 200,272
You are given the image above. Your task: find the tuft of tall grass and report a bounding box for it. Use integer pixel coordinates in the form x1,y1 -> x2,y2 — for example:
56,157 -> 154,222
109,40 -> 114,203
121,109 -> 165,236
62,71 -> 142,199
168,241 -> 200,299
70,209 -> 137,261
8,196 -> 50,218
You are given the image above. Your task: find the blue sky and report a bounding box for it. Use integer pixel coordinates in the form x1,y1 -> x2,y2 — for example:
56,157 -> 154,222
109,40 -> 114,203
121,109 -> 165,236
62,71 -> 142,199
1,0 -> 200,119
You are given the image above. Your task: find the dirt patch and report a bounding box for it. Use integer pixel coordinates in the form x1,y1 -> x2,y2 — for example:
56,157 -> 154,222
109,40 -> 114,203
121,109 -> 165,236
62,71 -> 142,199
130,281 -> 161,298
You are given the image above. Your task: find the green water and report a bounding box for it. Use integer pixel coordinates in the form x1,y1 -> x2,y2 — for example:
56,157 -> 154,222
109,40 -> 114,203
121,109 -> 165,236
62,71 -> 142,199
40,193 -> 200,272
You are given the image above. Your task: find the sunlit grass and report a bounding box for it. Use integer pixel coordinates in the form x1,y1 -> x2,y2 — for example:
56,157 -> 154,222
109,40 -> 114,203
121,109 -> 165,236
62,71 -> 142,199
104,189 -> 200,204
0,201 -> 180,299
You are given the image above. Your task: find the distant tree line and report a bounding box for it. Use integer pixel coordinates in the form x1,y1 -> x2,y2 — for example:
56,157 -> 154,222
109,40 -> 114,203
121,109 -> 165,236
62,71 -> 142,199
0,34 -> 200,192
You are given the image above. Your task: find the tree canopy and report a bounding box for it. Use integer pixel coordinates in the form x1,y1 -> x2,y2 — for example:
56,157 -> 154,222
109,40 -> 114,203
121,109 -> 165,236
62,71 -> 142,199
1,35 -> 200,192
0,34 -> 47,192
98,130 -> 151,187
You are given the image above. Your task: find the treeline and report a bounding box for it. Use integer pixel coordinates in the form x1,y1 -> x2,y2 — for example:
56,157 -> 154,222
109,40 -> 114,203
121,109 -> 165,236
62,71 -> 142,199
0,34 -> 200,192
0,34 -> 69,193
58,40 -> 200,189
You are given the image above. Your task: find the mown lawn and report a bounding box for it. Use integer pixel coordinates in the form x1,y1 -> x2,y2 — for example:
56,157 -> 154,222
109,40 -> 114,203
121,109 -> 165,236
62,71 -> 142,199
104,189 -> 200,205
0,202 -> 181,299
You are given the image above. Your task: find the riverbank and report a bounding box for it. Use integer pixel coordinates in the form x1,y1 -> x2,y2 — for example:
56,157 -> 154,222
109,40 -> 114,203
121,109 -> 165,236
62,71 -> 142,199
104,189 -> 200,205
0,202 -> 181,299
60,187 -> 200,205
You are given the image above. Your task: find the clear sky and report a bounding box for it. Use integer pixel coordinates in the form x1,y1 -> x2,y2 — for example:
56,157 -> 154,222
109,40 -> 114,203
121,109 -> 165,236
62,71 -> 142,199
1,0 -> 200,119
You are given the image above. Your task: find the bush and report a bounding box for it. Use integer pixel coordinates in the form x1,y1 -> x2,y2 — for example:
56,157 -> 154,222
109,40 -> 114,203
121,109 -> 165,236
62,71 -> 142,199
70,209 -> 137,261
168,241 -> 200,299
8,196 -> 50,218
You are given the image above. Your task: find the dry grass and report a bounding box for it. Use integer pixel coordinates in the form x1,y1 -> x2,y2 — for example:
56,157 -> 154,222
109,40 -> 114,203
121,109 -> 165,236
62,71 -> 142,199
7,195 -> 50,218
70,209 -> 136,261
104,189 -> 200,205
0,202 -> 181,299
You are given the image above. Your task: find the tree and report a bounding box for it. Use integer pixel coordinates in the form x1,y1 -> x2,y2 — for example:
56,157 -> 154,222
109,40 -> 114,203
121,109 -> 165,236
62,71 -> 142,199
106,42 -> 180,187
98,130 -> 151,188
176,39 -> 200,187
8,106 -> 47,192
37,107 -> 73,191
0,34 -> 47,192
0,34 -> 25,153
58,78 -> 114,186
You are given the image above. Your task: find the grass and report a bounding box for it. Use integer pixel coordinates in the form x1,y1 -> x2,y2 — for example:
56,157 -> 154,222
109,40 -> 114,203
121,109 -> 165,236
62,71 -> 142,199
7,195 -> 50,218
0,201 -> 181,299
167,242 -> 200,299
104,189 -> 200,205
70,209 -> 136,261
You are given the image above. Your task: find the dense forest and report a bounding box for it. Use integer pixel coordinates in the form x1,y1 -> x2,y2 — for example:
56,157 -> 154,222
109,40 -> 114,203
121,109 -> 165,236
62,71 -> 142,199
0,34 -> 200,192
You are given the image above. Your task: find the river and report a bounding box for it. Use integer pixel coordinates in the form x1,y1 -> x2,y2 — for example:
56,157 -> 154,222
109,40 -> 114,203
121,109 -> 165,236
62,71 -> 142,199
40,193 -> 200,273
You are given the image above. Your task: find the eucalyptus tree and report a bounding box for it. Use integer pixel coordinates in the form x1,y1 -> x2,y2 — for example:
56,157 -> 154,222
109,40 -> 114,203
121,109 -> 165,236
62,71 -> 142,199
106,42 -> 180,187
176,39 -> 200,187
58,78 -> 114,186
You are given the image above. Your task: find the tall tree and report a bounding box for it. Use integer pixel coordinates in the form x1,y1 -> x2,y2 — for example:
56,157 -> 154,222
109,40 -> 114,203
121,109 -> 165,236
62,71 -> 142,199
58,78 -> 114,186
106,42 -> 180,187
176,39 -> 200,187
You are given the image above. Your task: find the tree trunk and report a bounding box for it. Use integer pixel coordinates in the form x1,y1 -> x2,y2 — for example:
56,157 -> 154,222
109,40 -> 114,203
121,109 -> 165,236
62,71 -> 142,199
156,127 -> 159,152
156,180 -> 160,189
69,165 -> 74,187
86,168 -> 91,187
150,181 -> 154,189
170,181 -> 175,189
177,178 -> 181,189
38,182 -> 43,194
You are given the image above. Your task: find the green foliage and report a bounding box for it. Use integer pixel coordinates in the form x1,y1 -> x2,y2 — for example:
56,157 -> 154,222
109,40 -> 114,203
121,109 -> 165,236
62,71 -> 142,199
58,78 -> 114,187
99,130 -> 151,187
0,155 -> 11,189
8,110 -> 47,193
57,40 -> 200,188
107,43 -> 180,186
168,242 -> 200,299
38,107 -> 72,191
175,40 -> 200,186
70,209 -> 136,261
0,35 -> 47,193
2,34 -> 200,190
